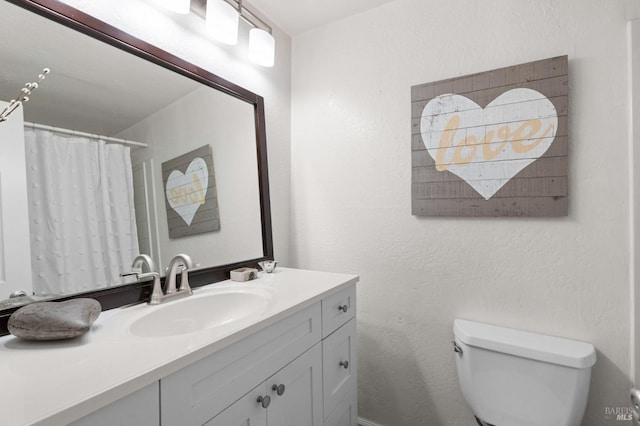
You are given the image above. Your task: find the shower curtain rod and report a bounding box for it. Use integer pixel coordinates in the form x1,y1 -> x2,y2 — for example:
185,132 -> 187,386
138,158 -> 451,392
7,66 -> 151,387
23,121 -> 148,148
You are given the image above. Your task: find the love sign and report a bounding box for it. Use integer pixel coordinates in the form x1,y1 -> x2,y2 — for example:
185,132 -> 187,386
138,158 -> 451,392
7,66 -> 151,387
165,157 -> 208,226
420,88 -> 557,200
411,56 -> 568,217
162,145 -> 220,238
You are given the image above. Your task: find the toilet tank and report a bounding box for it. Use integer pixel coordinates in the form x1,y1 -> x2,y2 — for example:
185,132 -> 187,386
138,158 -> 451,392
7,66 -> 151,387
453,319 -> 596,426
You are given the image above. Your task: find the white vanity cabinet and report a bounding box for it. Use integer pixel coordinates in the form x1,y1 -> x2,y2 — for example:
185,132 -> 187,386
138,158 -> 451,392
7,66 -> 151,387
206,343 -> 322,426
160,302 -> 323,425
69,382 -> 160,426
321,286 -> 357,426
1,269 -> 359,426
160,282 -> 357,426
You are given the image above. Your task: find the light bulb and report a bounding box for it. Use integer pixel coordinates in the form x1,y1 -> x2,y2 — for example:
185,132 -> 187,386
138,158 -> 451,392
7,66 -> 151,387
249,28 -> 275,67
206,0 -> 239,45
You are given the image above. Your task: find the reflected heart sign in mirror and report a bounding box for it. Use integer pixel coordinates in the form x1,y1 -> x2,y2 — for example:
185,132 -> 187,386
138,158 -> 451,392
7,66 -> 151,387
162,145 -> 220,238
166,157 -> 209,226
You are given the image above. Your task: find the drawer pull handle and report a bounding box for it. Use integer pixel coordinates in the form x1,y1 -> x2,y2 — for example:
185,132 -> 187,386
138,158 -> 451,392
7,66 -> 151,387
338,304 -> 348,313
257,395 -> 271,409
339,360 -> 349,369
272,384 -> 286,396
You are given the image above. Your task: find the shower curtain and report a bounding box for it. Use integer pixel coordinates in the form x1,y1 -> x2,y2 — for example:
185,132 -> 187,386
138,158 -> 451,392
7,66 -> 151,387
24,128 -> 140,295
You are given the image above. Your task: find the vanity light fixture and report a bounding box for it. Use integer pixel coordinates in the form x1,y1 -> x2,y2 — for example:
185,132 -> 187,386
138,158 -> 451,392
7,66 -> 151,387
249,27 -> 275,67
206,0 -> 240,45
151,0 -> 191,14
206,0 -> 275,67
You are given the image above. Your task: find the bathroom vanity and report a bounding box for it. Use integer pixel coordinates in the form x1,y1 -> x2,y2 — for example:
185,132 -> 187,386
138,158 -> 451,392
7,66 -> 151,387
0,268 -> 358,426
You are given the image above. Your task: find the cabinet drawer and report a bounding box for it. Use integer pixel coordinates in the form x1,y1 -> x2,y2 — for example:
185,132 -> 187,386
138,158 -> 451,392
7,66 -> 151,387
321,285 -> 356,338
161,302 -> 321,426
322,318 -> 357,420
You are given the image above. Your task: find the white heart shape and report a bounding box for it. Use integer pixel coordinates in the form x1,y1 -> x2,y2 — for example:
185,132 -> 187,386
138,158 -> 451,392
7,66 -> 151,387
165,157 -> 209,225
420,88 -> 557,200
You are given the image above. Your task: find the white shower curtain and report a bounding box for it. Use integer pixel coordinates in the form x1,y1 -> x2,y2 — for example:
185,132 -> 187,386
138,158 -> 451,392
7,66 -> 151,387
24,128 -> 140,295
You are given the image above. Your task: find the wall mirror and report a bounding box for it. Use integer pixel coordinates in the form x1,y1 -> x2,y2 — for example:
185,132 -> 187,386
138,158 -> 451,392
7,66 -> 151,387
0,0 -> 273,329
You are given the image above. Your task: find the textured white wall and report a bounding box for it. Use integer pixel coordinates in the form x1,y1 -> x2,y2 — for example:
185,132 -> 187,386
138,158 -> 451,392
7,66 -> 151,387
291,1 -> 632,425
58,0 -> 292,265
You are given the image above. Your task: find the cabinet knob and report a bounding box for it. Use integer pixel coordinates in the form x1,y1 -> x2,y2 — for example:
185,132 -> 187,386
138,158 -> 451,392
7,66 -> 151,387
272,383 -> 286,396
338,304 -> 348,313
339,360 -> 349,369
257,395 -> 271,409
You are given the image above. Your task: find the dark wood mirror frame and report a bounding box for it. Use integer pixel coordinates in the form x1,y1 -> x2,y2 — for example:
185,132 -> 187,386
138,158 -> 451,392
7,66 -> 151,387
0,0 -> 274,335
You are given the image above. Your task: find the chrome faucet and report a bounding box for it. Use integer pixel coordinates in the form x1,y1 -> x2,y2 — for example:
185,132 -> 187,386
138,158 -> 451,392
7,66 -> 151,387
121,254 -> 162,305
132,254 -> 157,274
151,254 -> 194,305
122,253 -> 195,305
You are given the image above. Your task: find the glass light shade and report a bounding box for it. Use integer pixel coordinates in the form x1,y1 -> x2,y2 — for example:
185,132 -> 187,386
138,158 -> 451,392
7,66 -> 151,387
154,0 -> 190,14
206,0 -> 239,45
249,28 -> 275,67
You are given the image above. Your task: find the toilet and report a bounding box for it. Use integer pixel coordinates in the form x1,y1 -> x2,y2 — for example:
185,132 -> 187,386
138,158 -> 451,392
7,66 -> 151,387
453,319 -> 596,426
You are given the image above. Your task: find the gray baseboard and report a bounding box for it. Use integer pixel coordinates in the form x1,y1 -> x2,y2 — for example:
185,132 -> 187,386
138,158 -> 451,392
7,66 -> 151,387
358,417 -> 384,426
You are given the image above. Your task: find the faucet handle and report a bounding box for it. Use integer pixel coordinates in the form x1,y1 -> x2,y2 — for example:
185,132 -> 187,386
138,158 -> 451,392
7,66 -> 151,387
119,271 -> 146,284
137,272 -> 159,280
120,271 -> 155,280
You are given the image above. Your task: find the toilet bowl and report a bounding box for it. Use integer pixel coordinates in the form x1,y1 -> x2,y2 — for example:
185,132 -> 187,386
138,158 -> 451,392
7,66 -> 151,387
453,319 -> 596,426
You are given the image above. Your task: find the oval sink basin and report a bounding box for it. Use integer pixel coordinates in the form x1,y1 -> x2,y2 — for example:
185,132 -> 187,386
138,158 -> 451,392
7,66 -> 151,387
129,287 -> 272,338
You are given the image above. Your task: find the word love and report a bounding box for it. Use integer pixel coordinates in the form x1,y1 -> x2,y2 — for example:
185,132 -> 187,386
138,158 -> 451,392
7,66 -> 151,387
165,157 -> 209,225
420,88 -> 557,200
434,115 -> 553,170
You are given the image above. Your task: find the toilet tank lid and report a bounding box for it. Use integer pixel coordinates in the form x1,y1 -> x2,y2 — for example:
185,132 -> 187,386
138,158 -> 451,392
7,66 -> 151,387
453,319 -> 596,369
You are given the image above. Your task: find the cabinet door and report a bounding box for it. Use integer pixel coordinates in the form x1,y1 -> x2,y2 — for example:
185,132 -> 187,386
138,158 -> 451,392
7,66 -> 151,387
205,383 -> 268,426
267,343 -> 323,426
162,303 -> 321,425
322,318 -> 357,420
324,393 -> 357,426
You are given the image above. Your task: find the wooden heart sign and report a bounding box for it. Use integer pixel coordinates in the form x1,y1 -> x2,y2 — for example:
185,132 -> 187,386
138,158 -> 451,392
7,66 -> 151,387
411,55 -> 568,217
161,145 -> 220,238
165,157 -> 208,226
420,88 -> 557,200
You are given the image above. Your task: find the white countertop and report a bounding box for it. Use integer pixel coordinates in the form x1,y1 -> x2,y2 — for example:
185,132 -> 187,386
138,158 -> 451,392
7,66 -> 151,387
0,268 -> 358,426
